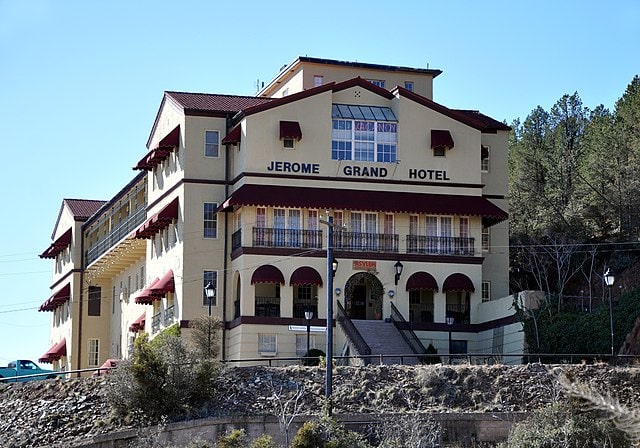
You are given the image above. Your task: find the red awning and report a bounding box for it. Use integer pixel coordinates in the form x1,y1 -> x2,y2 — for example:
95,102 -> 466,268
251,265 -> 285,285
406,272 -> 439,291
220,184 -> 507,227
38,338 -> 67,363
133,197 -> 179,239
129,312 -> 146,332
221,124 -> 241,144
135,278 -> 160,304
431,129 -> 454,149
150,270 -> 175,296
39,228 -> 72,259
39,283 -> 71,312
290,266 -> 323,286
133,125 -> 180,171
280,121 -> 302,140
442,273 -> 475,292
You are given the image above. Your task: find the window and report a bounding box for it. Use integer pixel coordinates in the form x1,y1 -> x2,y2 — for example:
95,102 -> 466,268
307,210 -> 318,231
433,146 -> 446,157
126,276 -> 131,300
274,208 -> 286,246
283,138 -> 295,149
112,286 -> 116,314
368,79 -> 385,88
296,334 -> 317,356
258,334 -> 277,355
282,88 -> 289,97
255,207 -> 266,246
88,339 -> 100,367
204,202 -> 217,238
482,281 -> 491,302
313,75 -> 323,87
481,145 -> 490,172
404,81 -> 414,91
331,104 -> 398,162
205,131 -> 219,157
425,216 -> 452,254
288,209 -> 301,247
450,340 -> 467,355
482,227 -> 490,252
88,286 -> 101,316
203,270 -> 217,307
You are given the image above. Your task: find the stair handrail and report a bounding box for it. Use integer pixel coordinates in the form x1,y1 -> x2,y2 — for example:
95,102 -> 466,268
336,301 -> 372,359
389,302 -> 428,356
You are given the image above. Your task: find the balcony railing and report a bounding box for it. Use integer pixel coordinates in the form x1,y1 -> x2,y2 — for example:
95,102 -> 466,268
293,298 -> 318,319
253,228 -> 322,249
409,303 -> 434,323
164,305 -> 175,325
85,207 -> 147,266
232,229 -> 242,251
333,231 -> 398,252
406,235 -> 474,256
446,304 -> 470,324
151,313 -> 161,333
255,296 -> 280,317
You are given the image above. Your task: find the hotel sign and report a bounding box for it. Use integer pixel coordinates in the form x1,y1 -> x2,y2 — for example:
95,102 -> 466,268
353,260 -> 376,271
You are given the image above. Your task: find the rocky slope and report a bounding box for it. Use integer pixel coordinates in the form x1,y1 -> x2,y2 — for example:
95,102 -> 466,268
1,363 -> 639,447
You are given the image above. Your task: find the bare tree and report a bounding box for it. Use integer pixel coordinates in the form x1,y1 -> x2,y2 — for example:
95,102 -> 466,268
267,379 -> 306,447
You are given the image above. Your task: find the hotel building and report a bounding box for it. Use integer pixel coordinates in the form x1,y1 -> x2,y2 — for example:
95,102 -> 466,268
38,57 -> 520,372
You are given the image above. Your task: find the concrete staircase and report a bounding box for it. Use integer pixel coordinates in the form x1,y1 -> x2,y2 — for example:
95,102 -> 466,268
351,320 -> 420,365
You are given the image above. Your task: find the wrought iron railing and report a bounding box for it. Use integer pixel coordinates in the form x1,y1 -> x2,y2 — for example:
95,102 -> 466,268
333,231 -> 398,252
446,304 -> 470,324
293,299 -> 318,319
409,303 -> 434,323
252,228 -> 323,249
336,301 -> 371,361
231,229 -> 242,251
390,302 -> 428,357
164,305 -> 175,325
406,235 -> 475,256
85,207 -> 147,266
255,296 -> 280,317
151,313 -> 161,333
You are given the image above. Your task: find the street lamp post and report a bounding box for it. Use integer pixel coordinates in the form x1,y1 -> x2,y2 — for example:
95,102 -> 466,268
604,268 -> 615,361
305,309 -> 313,356
446,316 -> 454,364
204,281 -> 216,358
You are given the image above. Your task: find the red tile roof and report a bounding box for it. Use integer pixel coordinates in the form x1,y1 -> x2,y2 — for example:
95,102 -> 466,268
455,110 -> 511,132
64,199 -> 107,219
165,91 -> 273,115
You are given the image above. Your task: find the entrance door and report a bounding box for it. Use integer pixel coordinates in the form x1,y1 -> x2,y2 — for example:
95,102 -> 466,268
349,284 -> 367,319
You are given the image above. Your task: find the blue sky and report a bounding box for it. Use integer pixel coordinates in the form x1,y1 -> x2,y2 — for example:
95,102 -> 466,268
0,0 -> 638,364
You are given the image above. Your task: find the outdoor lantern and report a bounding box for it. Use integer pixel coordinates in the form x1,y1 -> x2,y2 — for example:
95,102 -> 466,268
604,268 -> 615,287
304,309 -> 313,321
332,258 -> 339,277
204,281 -> 216,316
394,260 -> 404,285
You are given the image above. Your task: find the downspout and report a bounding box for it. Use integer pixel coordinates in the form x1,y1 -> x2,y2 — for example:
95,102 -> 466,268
221,113 -> 232,360
77,226 -> 84,377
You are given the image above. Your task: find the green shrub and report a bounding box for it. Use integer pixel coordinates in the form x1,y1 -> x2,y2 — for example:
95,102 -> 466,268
290,421 -> 323,448
506,402 -> 630,447
216,429 -> 246,448
250,434 -> 276,448
290,418 -> 371,448
302,348 -> 325,366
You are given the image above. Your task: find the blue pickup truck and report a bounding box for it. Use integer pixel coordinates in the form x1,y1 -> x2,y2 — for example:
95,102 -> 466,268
0,360 -> 58,382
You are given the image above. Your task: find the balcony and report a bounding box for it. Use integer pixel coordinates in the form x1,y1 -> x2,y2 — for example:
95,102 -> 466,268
255,296 -> 280,317
293,298 -> 318,319
446,304 -> 470,324
409,303 -> 434,323
333,231 -> 398,252
253,228 -> 323,249
151,312 -> 161,333
406,235 -> 474,256
164,305 -> 175,326
85,207 -> 147,266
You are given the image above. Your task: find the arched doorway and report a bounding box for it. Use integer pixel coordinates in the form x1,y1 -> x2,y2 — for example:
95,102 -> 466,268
344,272 -> 384,320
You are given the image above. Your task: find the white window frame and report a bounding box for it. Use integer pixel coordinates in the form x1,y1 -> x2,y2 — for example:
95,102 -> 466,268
204,130 -> 220,158
296,334 -> 317,356
482,281 -> 491,302
482,227 -> 490,252
433,146 -> 446,157
283,138 -> 295,149
404,81 -> 414,91
313,75 -> 324,87
88,339 -> 100,367
481,145 -> 490,172
258,333 -> 277,356
367,79 -> 385,88
204,202 -> 218,238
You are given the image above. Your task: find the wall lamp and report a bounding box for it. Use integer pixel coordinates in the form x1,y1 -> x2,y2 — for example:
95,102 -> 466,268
394,260 -> 403,285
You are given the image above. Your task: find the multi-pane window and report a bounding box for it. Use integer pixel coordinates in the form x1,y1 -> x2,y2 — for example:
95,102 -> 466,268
258,334 -> 277,355
482,281 -> 491,302
274,208 -> 286,246
88,339 -> 100,367
288,209 -> 301,246
88,285 -> 101,316
296,334 -> 317,356
367,79 -> 385,88
205,131 -> 219,157
404,81 -> 414,91
313,75 -> 324,87
409,215 -> 419,235
482,227 -> 490,252
481,145 -> 490,172
426,216 -> 452,253
203,270 -> 217,307
255,207 -> 266,246
204,203 -> 217,238
307,210 -> 318,231
331,104 -> 398,162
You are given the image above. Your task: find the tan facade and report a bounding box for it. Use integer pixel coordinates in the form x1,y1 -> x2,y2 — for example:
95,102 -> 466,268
39,57 -> 521,372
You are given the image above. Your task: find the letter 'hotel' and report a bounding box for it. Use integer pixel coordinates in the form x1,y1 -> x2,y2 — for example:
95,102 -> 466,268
38,57 -> 521,371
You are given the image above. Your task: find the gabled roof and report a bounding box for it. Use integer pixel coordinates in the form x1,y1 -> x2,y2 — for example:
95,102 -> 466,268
165,91 -> 273,116
65,199 -> 107,219
455,110 -> 511,132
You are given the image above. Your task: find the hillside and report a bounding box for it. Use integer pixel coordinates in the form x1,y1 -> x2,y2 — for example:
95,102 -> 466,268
1,363 -> 639,447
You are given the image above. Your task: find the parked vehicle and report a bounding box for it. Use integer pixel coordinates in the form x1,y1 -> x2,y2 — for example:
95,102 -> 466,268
0,360 -> 58,382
